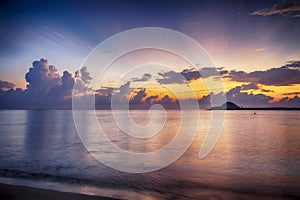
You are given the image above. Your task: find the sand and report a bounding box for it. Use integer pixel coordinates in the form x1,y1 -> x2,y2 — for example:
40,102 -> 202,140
0,183 -> 121,200
0,182 -> 298,200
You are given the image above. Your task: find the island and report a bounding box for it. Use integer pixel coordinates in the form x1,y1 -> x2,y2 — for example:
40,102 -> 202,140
211,102 -> 300,110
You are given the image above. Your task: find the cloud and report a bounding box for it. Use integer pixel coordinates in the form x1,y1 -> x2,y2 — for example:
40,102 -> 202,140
283,92 -> 300,95
225,61 -> 300,86
119,82 -> 131,96
161,95 -> 174,104
48,71 -> 75,100
131,73 -> 152,82
96,86 -> 177,109
250,2 -> 300,17
260,88 -> 273,93
79,66 -> 92,84
96,82 -> 136,109
273,95 -> 300,107
226,86 -> 273,107
145,95 -> 158,104
157,95 -> 180,109
95,87 -> 114,109
200,86 -> 274,108
0,58 -> 78,109
157,70 -> 188,84
241,83 -> 259,90
240,83 -> 273,93
25,58 -> 60,96
157,67 -> 229,85
111,82 -> 131,104
206,85 -> 298,108
0,80 -> 15,90
293,13 -> 300,17
74,67 -> 93,94
157,69 -> 201,84
198,95 -> 211,108
1,58 -> 300,109
96,87 -> 114,97
200,67 -> 226,77
254,47 -> 268,52
130,88 -> 147,104
283,60 -> 300,69
0,88 -> 25,109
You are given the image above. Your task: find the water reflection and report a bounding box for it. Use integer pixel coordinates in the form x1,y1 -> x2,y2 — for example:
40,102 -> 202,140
24,110 -> 49,159
21,110 -> 96,175
0,110 -> 299,198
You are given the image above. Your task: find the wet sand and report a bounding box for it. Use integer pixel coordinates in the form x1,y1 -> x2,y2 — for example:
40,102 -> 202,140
1,182 -> 299,200
0,183 -> 121,200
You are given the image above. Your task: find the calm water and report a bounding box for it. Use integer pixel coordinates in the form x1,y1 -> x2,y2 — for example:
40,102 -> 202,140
0,110 -> 299,199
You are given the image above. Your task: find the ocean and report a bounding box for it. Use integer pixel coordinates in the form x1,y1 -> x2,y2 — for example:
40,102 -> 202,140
0,110 -> 299,199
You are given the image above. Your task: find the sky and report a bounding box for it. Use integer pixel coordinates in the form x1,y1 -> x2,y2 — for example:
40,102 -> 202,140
0,0 -> 300,109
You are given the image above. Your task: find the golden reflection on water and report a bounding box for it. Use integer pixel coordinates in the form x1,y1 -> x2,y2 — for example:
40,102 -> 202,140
93,110 -> 300,195
0,110 -> 299,198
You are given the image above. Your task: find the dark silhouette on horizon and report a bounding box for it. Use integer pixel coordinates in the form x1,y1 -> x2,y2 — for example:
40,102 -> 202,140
211,102 -> 300,110
212,102 -> 241,110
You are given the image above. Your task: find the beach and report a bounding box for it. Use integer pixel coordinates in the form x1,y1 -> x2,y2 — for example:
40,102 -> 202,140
1,182 -> 300,200
0,183 -> 119,200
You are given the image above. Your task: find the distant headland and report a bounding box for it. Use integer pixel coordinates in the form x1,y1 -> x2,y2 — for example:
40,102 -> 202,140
211,102 -> 300,110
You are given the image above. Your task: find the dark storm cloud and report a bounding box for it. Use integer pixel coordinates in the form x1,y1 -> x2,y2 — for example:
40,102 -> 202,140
250,2 -> 300,17
225,61 -> 300,86
0,80 -> 15,90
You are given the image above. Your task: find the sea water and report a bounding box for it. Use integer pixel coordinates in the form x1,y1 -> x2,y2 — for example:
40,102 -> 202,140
0,110 -> 299,199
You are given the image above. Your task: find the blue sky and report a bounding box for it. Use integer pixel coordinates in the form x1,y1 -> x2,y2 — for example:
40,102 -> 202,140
0,0 -> 300,109
1,0 -> 300,87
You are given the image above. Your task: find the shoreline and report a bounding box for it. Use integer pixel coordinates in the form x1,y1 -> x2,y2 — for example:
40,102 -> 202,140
0,181 -> 299,200
1,108 -> 300,111
0,183 -> 121,200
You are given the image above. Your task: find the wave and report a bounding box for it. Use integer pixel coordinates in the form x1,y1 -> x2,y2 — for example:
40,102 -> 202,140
1,168 -> 299,199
